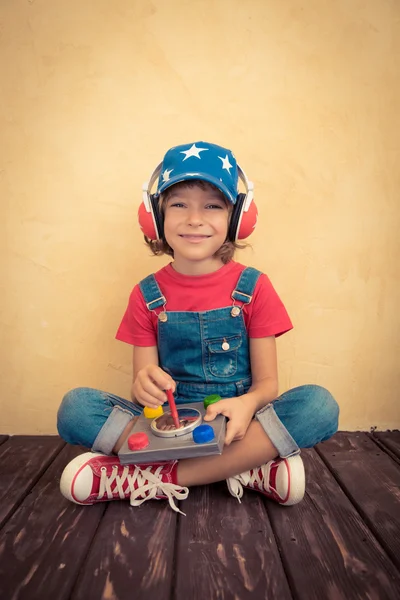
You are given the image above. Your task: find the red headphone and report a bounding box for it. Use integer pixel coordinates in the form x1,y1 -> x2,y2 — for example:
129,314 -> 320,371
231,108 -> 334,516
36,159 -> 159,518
138,163 -> 258,242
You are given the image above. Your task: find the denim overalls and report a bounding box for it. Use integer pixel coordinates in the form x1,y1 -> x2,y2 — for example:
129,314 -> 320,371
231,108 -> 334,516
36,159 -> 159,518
57,268 -> 339,457
140,267 -> 259,404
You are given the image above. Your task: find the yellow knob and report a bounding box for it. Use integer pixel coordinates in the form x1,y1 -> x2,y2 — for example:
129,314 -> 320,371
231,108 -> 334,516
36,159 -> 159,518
143,406 -> 164,419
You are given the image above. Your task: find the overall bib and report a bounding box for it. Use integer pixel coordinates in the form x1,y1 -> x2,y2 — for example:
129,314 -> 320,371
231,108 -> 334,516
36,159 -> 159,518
139,266 -> 260,404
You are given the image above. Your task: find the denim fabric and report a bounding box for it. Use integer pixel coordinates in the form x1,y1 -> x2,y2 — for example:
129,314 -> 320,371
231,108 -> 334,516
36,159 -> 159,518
140,267 -> 261,394
257,384 -> 339,458
57,267 -> 339,456
57,384 -> 339,456
57,388 -> 143,452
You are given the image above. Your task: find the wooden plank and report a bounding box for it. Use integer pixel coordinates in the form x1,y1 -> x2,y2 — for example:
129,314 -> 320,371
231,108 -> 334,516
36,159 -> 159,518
373,431 -> 400,461
174,482 -> 292,600
0,435 -> 65,529
316,432 -> 400,571
266,447 -> 400,600
72,498 -> 178,600
0,444 -> 106,600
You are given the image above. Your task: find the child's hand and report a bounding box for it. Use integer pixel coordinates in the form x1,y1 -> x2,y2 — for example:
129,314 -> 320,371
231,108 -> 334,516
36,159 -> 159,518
132,365 -> 176,409
203,396 -> 256,446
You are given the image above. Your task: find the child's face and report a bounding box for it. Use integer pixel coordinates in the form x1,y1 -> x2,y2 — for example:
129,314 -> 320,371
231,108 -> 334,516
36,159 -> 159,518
163,184 -> 230,271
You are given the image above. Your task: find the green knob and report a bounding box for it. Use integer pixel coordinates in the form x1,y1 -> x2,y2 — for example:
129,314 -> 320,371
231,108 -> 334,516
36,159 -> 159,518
203,394 -> 222,409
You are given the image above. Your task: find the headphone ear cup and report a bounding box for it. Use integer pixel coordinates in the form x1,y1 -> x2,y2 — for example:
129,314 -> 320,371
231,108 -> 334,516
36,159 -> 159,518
228,194 -> 245,242
228,193 -> 258,241
138,194 -> 163,240
237,197 -> 258,240
150,194 -> 164,240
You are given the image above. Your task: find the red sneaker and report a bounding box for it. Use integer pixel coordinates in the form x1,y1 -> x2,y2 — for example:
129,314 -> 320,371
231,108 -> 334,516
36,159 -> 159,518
60,452 -> 188,514
226,455 -> 305,506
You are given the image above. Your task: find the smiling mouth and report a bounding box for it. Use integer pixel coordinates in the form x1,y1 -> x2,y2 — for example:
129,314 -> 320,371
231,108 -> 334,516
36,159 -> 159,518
179,234 -> 211,239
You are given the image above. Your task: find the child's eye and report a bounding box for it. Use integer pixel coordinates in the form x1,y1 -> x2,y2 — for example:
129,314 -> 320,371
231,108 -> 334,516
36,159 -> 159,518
170,202 -> 185,208
206,204 -> 224,210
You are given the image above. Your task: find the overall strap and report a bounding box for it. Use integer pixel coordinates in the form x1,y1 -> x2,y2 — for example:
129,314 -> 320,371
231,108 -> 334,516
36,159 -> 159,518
139,274 -> 166,311
232,267 -> 262,305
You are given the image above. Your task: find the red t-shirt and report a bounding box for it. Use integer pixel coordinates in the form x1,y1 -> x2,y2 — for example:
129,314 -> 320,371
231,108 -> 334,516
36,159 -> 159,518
116,261 -> 293,347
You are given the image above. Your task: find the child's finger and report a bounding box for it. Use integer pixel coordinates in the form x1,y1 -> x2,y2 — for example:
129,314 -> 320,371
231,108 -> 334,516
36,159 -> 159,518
149,367 -> 176,393
224,420 -> 238,446
138,390 -> 164,408
139,379 -> 168,403
203,402 -> 228,422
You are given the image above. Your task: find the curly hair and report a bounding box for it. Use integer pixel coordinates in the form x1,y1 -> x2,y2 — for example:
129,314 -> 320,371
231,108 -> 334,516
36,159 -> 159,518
144,180 -> 247,263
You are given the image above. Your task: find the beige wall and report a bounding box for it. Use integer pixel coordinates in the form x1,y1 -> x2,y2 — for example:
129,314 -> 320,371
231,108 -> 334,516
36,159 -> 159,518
1,0 -> 399,434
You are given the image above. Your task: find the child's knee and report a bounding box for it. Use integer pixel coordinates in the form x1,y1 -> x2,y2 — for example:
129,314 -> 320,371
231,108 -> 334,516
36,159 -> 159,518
58,387 -> 85,421
302,384 -> 339,439
57,387 -> 94,444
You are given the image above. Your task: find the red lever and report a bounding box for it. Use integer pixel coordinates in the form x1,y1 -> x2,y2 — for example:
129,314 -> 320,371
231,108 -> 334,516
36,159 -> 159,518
166,389 -> 180,430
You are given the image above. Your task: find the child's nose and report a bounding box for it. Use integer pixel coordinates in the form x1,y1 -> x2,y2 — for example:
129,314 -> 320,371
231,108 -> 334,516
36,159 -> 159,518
187,208 -> 203,225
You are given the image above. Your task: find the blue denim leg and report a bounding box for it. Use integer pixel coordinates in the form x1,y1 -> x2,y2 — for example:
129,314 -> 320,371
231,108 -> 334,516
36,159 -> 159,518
256,385 -> 339,458
57,387 -> 143,455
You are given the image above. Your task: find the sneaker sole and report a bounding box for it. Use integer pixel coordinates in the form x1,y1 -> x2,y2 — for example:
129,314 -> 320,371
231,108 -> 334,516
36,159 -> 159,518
60,452 -> 104,505
282,454 -> 306,505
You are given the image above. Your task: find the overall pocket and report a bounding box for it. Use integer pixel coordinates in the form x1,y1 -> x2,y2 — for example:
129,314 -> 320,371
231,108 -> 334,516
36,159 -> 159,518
206,335 -> 242,378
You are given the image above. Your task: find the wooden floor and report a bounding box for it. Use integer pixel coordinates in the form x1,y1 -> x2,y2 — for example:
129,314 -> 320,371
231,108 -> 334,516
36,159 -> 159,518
0,432 -> 399,600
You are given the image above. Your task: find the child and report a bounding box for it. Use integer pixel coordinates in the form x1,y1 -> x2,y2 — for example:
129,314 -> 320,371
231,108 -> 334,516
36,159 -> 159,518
57,141 -> 339,514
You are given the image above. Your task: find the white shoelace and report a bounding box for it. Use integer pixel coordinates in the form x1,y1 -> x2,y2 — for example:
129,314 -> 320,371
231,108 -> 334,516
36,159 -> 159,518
226,462 -> 275,503
98,465 -> 189,515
